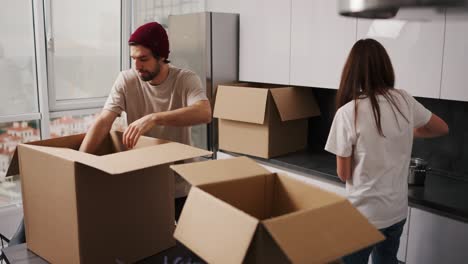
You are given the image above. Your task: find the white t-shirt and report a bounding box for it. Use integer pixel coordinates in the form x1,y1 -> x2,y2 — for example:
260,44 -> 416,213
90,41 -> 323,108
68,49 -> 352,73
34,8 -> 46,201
104,65 -> 208,198
325,89 -> 431,229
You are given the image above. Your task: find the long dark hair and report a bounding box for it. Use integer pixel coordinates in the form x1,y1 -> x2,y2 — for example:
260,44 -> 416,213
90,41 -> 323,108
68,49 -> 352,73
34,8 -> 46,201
337,38 -> 408,136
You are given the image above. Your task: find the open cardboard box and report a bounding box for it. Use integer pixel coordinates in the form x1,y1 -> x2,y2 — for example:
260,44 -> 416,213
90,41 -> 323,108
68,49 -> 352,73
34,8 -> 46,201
214,83 -> 321,158
6,131 -> 211,264
171,157 -> 384,264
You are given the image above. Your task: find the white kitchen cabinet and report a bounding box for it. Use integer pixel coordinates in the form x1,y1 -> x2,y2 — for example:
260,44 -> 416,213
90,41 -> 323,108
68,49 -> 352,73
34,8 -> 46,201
406,207 -> 468,264
397,209 -> 410,263
239,0 -> 291,85
290,0 -> 356,89
357,9 -> 445,99
440,13 -> 468,102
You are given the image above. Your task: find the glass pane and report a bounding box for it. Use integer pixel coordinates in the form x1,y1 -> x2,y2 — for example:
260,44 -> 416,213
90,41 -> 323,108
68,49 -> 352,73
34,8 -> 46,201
0,0 -> 39,115
50,0 -> 121,101
133,0 -> 205,28
0,175 -> 22,208
49,112 -> 127,138
0,121 -> 41,178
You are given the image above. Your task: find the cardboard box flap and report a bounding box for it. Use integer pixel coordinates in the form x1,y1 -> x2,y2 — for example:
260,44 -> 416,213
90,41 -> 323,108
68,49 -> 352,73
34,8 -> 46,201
262,201 -> 385,264
91,142 -> 212,174
13,142 -> 212,175
270,87 -> 321,121
6,134 -> 86,176
170,156 -> 271,186
175,188 -> 259,264
213,85 -> 269,124
5,150 -> 20,176
17,144 -> 96,165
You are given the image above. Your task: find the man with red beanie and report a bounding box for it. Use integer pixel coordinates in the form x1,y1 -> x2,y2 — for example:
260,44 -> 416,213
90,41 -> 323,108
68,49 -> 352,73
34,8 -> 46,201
79,21 -> 212,220
6,22 -> 211,247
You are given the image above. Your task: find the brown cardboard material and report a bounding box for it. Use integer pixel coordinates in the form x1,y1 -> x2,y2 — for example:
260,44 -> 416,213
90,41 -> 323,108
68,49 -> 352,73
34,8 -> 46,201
7,131 -> 211,264
213,83 -> 321,158
171,157 -> 384,264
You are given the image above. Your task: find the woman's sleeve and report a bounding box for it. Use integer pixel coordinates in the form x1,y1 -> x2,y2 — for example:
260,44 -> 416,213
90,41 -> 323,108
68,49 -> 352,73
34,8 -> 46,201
401,90 -> 432,128
325,108 -> 355,157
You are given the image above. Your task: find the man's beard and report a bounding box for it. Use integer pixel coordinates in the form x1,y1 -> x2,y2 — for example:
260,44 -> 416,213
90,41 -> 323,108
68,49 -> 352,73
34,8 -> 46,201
138,65 -> 160,82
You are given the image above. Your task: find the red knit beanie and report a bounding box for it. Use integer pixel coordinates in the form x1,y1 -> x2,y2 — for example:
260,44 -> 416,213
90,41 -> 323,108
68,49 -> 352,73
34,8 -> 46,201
128,22 -> 170,59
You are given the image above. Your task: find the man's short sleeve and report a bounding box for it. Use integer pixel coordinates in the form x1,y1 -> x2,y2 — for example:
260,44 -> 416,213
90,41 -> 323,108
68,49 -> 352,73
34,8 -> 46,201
325,107 -> 355,157
103,72 -> 126,116
184,72 -> 208,106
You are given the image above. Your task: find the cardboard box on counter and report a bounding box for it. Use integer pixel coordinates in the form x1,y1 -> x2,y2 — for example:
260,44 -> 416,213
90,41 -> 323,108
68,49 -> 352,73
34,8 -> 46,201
171,157 -> 384,264
213,83 -> 321,159
6,131 -> 211,264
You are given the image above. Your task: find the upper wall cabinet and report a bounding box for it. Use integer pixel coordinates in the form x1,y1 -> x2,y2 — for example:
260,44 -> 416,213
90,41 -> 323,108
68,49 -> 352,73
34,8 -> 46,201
290,0 -> 356,89
357,10 -> 445,99
239,0 -> 291,85
440,13 -> 468,102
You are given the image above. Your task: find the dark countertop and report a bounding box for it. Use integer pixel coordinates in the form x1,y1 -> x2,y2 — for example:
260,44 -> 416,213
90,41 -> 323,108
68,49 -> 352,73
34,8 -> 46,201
220,150 -> 468,224
408,169 -> 468,223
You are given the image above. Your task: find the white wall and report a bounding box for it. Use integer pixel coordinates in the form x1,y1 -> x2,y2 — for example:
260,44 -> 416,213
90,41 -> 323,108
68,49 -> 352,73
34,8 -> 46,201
205,0 -> 239,13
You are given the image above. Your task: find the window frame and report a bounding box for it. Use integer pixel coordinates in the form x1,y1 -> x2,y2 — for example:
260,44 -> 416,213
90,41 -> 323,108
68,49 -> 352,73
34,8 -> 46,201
43,0 -> 130,112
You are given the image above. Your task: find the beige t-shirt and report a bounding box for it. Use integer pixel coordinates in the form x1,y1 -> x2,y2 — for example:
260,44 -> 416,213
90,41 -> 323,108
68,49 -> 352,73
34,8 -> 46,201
104,65 -> 208,197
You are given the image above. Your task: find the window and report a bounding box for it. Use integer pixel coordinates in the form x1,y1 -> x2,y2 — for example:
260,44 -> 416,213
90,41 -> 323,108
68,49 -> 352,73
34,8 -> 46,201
0,176 -> 22,208
132,0 -> 205,28
49,110 -> 127,138
0,121 -> 37,207
0,0 -> 39,115
46,0 -> 122,110
0,121 -> 40,178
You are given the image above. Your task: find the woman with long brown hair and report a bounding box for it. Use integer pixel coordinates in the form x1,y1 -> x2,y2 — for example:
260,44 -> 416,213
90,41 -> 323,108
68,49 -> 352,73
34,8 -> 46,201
325,39 -> 448,264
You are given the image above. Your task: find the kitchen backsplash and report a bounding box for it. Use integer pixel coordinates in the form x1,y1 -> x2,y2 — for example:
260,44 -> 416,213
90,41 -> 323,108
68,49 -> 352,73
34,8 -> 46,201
412,97 -> 468,177
307,87 -> 468,178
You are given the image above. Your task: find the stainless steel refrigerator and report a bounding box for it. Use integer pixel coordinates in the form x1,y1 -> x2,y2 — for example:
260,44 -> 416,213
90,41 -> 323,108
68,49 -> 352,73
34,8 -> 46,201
168,12 -> 239,156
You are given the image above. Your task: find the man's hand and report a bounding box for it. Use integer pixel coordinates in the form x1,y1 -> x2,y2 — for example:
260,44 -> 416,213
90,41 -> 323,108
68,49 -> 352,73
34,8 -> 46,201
123,114 -> 156,149
122,100 -> 211,149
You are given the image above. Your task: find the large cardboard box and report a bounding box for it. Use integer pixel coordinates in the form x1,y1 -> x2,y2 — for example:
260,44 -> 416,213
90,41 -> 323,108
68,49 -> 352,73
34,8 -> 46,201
213,83 -> 321,159
6,132 -> 211,264
171,157 -> 384,264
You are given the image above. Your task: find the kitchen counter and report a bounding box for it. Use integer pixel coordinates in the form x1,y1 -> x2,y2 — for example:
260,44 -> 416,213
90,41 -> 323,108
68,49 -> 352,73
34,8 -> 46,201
220,150 -> 468,223
408,169 -> 468,223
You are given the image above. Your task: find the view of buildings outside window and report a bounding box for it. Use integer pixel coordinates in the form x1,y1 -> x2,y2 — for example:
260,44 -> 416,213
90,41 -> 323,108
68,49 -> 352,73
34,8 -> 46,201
0,113 -> 127,207
0,121 -> 40,178
0,113 -> 128,178
49,112 -> 127,139
0,121 -> 40,207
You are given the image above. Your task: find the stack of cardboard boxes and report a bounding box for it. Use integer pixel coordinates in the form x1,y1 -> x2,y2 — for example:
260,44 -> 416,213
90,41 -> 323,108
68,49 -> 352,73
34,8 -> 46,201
8,83 -> 384,263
